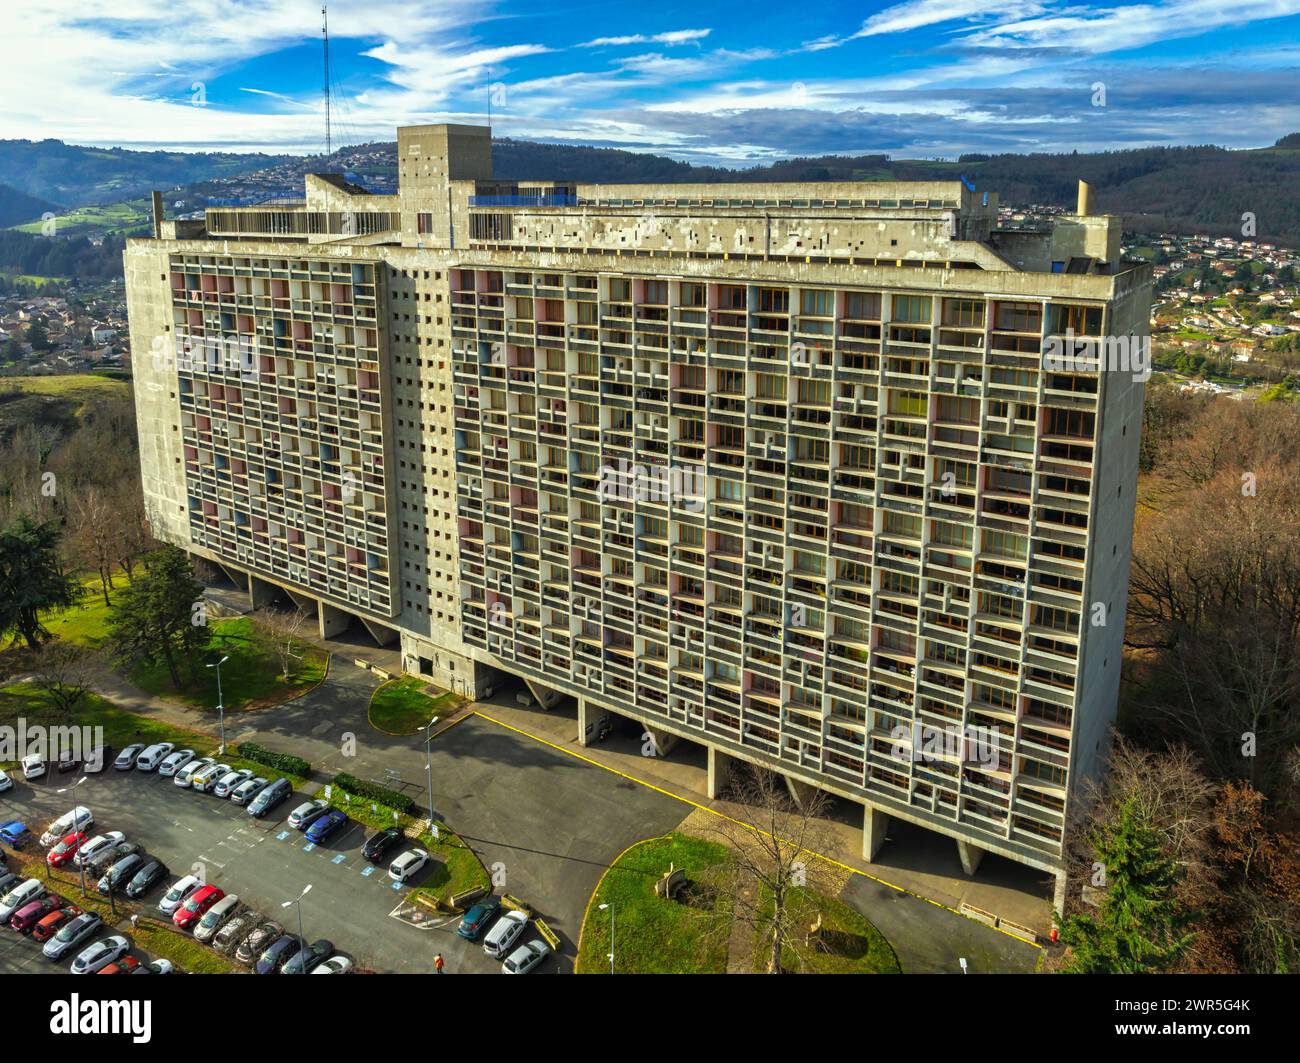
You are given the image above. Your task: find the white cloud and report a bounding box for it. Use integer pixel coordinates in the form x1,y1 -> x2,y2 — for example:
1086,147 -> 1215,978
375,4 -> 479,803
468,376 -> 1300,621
581,29 -> 711,47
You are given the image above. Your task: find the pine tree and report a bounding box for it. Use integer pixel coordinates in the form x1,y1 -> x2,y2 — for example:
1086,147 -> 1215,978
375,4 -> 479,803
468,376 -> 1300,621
106,546 -> 207,688
0,515 -> 78,649
1058,798 -> 1194,973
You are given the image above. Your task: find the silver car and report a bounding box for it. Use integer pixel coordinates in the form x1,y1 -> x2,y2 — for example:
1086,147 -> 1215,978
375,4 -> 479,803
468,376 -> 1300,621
213,769 -> 253,799
483,909 -> 529,958
70,935 -> 130,974
230,777 -> 268,806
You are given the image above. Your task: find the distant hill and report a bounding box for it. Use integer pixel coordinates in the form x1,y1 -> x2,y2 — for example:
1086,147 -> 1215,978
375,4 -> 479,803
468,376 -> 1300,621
0,140 -> 299,210
8,131 -> 1300,247
0,182 -> 58,228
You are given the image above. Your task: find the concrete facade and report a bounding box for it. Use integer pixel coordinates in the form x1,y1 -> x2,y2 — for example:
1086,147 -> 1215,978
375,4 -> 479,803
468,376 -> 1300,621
125,123 -> 1151,886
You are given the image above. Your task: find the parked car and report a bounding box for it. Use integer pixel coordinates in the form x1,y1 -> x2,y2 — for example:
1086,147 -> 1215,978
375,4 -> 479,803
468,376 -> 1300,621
124,859 -> 169,899
74,832 -> 126,869
157,749 -> 195,777
83,842 -> 139,880
482,909 -> 529,958
83,745 -> 112,774
173,757 -> 215,789
193,894 -> 240,943
9,895 -> 62,933
388,849 -> 430,883
173,884 -> 224,930
230,777 -> 268,806
362,827 -> 403,864
213,769 -> 253,799
212,910 -> 260,954
159,874 -> 203,916
0,769 -> 12,793
71,935 -> 130,974
134,743 -> 175,772
98,956 -> 142,975
42,911 -> 103,960
21,753 -> 45,780
235,921 -> 282,965
190,763 -> 231,794
287,799 -> 329,830
114,744 -> 145,770
0,878 -> 45,922
40,806 -> 94,848
0,822 -> 32,850
0,871 -> 17,895
97,853 -> 145,896
502,939 -> 551,974
457,896 -> 502,941
46,832 -> 88,869
56,749 -> 80,773
254,934 -> 302,975
304,809 -> 348,844
311,954 -> 354,975
32,905 -> 82,943
131,959 -> 174,975
282,938 -> 333,975
247,778 -> 292,818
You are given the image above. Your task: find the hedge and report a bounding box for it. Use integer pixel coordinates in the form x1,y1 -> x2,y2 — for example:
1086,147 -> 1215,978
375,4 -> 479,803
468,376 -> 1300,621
333,772 -> 416,814
235,741 -> 311,777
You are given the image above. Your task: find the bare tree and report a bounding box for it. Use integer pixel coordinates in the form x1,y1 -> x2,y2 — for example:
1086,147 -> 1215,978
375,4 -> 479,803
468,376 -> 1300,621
31,642 -> 95,718
67,486 -> 123,606
701,767 -> 837,973
254,605 -> 312,680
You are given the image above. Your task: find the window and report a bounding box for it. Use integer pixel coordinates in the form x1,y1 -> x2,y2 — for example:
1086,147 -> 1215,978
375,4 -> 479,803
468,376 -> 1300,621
892,294 -> 932,324
801,289 -> 833,316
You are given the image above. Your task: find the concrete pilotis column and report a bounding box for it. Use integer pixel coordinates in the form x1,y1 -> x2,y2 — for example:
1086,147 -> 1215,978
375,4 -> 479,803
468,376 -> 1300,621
863,806 -> 889,862
642,725 -> 679,757
956,839 -> 985,877
784,774 -> 817,810
576,697 -> 591,747
707,747 -> 736,799
1053,868 -> 1069,918
319,601 -> 349,639
248,574 -> 276,610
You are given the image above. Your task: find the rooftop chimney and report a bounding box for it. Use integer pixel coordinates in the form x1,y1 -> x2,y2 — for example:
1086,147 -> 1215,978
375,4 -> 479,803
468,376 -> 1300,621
1077,179 -> 1093,216
150,190 -> 163,239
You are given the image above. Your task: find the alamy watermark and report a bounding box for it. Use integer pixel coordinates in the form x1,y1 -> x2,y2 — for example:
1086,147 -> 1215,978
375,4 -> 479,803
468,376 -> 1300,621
598,459 -> 704,512
1043,329 -> 1150,382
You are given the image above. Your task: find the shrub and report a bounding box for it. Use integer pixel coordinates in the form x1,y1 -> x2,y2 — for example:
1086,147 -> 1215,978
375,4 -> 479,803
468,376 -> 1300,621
333,772 -> 415,813
236,741 -> 311,777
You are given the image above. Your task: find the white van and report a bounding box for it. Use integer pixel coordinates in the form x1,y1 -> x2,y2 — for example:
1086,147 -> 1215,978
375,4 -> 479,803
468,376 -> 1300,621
190,763 -> 231,794
135,743 -> 176,772
39,806 -> 94,848
193,894 -> 240,943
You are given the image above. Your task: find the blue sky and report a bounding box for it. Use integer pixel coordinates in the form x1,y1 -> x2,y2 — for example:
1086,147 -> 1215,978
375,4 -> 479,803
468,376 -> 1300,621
4,1 -> 1300,163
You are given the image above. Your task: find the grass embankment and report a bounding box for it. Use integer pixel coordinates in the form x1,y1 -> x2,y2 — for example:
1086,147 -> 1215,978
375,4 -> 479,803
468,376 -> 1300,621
0,683 -> 307,786
41,579 -> 328,714
576,832 -> 900,974
367,676 -> 459,735
323,785 -> 489,905
7,851 -> 239,974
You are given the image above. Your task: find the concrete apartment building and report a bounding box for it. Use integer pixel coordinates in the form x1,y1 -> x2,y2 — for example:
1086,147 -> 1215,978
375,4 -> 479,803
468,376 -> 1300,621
125,124 -> 1151,898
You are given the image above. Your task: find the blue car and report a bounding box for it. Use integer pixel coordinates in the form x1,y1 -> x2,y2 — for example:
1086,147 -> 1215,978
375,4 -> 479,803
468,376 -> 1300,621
457,897 -> 502,941
303,810 -> 348,844
0,821 -> 32,849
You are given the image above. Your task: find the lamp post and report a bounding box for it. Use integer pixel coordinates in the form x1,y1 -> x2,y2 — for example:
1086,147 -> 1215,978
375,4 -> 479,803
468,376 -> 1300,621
424,720 -> 436,840
206,655 -> 230,754
57,776 -> 88,897
599,902 -> 614,974
281,883 -> 313,972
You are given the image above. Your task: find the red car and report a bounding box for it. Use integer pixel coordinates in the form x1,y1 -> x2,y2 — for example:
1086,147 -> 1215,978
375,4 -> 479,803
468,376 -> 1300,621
9,895 -> 63,933
32,905 -> 82,943
99,956 -> 141,975
173,884 -> 223,930
46,831 -> 88,868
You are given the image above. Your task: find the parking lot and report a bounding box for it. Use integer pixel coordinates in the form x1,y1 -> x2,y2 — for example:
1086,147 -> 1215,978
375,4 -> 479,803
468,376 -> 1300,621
1,714 -> 690,974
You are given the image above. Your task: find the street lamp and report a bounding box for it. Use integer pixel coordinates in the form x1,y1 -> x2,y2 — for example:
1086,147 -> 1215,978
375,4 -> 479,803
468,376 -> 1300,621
424,720 -> 437,841
206,655 -> 230,754
599,902 -> 614,975
281,884 -> 312,972
57,777 -> 88,897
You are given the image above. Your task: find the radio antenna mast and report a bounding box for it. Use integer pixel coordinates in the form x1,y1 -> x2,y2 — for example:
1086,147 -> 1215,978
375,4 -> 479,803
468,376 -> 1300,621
322,4 -> 332,161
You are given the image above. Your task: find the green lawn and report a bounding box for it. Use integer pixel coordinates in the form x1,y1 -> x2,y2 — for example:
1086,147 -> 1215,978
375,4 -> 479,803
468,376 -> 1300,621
0,373 -> 131,399
42,571 -> 130,645
368,676 -> 457,734
577,833 -> 734,974
129,617 -> 328,713
0,683 -> 307,786
324,784 -> 489,904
